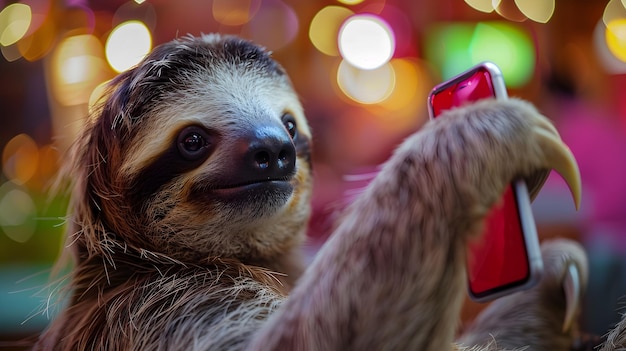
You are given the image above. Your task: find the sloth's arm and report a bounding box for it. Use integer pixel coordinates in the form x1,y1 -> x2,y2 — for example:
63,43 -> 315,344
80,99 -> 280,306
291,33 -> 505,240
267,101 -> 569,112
248,98 -> 582,351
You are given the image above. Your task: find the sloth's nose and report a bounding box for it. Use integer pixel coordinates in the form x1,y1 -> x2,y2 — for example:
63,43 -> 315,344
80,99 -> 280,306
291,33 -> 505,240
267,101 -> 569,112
243,125 -> 296,179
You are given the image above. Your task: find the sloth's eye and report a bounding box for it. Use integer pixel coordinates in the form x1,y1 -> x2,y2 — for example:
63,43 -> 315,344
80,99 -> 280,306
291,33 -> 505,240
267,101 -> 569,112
177,126 -> 211,161
183,134 -> 203,151
282,113 -> 297,139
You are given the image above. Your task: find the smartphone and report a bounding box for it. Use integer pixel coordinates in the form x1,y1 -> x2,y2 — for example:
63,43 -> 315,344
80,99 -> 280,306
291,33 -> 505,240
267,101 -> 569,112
427,62 -> 543,302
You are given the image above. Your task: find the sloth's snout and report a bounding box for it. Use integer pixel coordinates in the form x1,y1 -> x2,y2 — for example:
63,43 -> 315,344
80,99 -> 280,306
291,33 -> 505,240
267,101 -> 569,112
242,124 -> 296,180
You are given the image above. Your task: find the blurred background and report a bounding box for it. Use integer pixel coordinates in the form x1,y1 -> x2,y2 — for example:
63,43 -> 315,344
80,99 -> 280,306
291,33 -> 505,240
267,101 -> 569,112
1,0 -> 626,347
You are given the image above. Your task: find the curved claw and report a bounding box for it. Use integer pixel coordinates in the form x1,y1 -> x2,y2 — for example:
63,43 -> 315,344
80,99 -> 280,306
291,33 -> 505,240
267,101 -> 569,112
535,127 -> 582,210
562,263 -> 582,333
534,113 -> 561,137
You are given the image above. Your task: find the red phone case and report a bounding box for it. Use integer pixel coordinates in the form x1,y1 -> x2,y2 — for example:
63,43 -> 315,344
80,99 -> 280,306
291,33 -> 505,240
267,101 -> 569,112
427,62 -> 543,302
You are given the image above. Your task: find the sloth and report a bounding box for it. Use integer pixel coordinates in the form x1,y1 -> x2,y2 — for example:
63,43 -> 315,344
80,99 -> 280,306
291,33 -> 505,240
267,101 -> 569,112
33,34 -> 588,350
601,315 -> 626,350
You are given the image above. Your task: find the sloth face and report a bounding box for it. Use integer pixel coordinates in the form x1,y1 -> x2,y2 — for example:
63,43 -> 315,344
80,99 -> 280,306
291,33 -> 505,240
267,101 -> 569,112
78,34 -> 312,263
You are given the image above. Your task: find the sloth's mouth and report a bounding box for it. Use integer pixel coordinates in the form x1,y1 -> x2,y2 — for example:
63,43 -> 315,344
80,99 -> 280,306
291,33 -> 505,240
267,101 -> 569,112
216,176 -> 292,190
208,178 -> 294,205
189,175 -> 295,205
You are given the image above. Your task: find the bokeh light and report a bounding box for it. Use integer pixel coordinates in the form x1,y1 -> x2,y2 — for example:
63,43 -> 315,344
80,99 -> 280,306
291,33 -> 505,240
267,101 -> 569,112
371,58 -> 433,134
51,34 -> 109,106
105,20 -> 152,73
493,0 -> 527,22
36,144 -> 60,187
1,43 -> 22,61
14,0 -> 56,62
337,0 -> 365,5
338,14 -> 395,70
379,58 -> 426,112
212,0 -> 261,26
470,22 -> 535,87
601,0 -> 626,65
466,0 -> 552,23
20,0 -> 49,34
0,182 -> 37,243
309,6 -> 354,56
337,59 -> 395,104
515,0 -> 555,23
464,0 -> 495,13
15,20 -> 56,62
425,21 -> 535,87
606,19 -> 626,62
371,4 -> 415,58
594,19 -> 626,73
2,134 -> 39,185
603,0 -> 626,27
0,3 -> 32,47
424,23 -> 476,79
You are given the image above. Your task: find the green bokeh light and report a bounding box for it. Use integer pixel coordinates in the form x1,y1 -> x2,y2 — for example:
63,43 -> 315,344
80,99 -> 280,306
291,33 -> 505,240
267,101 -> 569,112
470,22 -> 535,87
426,21 -> 536,87
425,23 -> 475,79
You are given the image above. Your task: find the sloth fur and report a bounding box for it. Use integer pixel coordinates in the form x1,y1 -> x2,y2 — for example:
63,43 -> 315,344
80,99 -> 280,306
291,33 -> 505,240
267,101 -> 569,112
34,34 -> 589,350
601,317 -> 626,350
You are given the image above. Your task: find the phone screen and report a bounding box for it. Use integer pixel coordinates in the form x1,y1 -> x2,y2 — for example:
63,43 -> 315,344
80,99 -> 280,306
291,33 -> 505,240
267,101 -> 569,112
428,67 -> 531,299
